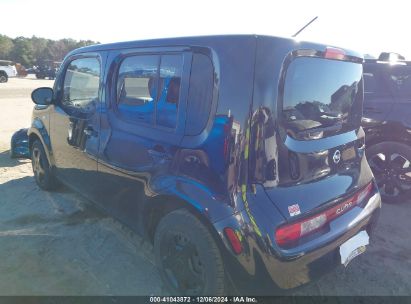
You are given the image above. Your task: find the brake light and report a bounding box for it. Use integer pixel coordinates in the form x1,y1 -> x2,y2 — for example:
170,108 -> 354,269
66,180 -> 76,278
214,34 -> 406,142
324,47 -> 346,60
275,183 -> 373,247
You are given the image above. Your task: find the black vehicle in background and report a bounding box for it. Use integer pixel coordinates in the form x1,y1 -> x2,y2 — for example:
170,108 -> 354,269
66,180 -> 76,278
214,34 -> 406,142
34,60 -> 61,79
362,53 -> 411,203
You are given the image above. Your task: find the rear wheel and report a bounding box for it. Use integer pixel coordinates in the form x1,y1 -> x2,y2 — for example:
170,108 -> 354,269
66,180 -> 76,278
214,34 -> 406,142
31,140 -> 58,190
367,142 -> 411,203
0,72 -> 8,83
154,209 -> 225,295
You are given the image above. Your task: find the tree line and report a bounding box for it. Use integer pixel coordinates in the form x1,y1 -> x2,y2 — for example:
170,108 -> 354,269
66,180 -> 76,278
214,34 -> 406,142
0,34 -> 99,67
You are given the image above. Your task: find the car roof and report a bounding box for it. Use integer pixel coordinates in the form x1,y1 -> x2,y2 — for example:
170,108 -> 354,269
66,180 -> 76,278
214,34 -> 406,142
69,35 -> 258,54
364,59 -> 411,67
67,34 -> 363,59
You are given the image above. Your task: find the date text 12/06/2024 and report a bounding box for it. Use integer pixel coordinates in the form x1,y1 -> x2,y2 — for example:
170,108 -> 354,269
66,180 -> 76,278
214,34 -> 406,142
149,297 -> 258,303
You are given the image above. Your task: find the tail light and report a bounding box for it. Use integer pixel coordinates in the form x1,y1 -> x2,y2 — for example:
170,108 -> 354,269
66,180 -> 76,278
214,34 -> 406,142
324,47 -> 346,60
275,183 -> 373,248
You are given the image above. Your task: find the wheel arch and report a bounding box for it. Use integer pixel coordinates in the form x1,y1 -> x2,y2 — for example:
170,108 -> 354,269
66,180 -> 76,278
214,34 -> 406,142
365,123 -> 411,148
143,194 -> 224,246
28,120 -> 54,167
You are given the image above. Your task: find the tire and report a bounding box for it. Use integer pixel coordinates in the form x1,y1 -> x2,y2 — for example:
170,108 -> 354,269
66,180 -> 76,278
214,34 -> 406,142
367,141 -> 411,204
0,72 -> 8,83
31,140 -> 58,190
154,209 -> 225,295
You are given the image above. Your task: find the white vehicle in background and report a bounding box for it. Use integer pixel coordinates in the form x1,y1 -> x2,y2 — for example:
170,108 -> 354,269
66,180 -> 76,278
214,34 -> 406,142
0,60 -> 18,83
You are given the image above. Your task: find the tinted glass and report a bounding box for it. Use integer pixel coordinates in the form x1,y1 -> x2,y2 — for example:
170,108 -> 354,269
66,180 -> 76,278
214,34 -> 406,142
157,55 -> 183,128
186,54 -> 214,136
388,66 -> 411,98
62,58 -> 100,115
363,65 -> 392,99
283,57 -> 363,138
117,55 -> 159,124
363,72 -> 376,94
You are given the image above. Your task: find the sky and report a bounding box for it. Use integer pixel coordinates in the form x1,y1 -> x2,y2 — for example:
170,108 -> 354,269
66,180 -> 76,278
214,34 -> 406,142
1,0 -> 411,59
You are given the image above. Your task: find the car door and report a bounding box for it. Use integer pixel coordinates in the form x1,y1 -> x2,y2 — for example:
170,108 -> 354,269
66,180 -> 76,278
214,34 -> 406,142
50,53 -> 105,200
95,49 -> 191,233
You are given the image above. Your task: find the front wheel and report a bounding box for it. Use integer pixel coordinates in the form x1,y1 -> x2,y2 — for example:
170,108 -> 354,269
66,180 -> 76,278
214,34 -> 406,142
154,209 -> 225,295
31,140 -> 58,190
0,73 -> 8,83
367,141 -> 411,203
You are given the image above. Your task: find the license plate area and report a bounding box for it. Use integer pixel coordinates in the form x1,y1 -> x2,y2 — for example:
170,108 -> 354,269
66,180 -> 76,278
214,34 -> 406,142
339,230 -> 369,267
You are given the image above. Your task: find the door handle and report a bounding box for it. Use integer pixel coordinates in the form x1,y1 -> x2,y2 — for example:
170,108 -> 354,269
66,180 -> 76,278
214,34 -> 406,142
83,126 -> 98,137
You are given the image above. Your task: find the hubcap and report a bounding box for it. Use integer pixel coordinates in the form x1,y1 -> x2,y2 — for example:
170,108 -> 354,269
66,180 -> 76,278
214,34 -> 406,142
160,232 -> 205,295
0,75 -> 6,83
32,147 -> 46,183
369,151 -> 411,197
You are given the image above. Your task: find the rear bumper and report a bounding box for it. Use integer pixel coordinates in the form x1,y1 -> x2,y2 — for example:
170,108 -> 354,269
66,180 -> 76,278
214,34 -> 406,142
216,191 -> 381,292
266,193 -> 381,289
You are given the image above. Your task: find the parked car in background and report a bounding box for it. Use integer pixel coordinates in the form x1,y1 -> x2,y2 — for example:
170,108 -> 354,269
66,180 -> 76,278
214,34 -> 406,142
14,35 -> 381,295
0,60 -> 18,83
362,53 -> 411,203
34,60 -> 62,79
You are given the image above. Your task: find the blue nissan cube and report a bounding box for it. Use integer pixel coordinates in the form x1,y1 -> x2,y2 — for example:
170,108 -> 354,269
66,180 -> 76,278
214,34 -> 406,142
19,35 -> 381,295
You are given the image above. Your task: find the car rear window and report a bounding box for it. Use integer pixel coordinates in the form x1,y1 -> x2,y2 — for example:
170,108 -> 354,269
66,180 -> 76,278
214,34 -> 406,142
282,57 -> 363,139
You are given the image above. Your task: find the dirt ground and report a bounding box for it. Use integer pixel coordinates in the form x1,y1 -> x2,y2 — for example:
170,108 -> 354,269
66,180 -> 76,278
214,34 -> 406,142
0,77 -> 410,295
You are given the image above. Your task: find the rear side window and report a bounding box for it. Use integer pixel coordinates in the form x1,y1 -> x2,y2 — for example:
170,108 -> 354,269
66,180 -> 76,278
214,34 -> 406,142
185,53 -> 214,136
117,55 -> 159,125
363,72 -> 377,94
388,66 -> 411,98
62,57 -> 100,115
363,65 -> 392,99
117,54 -> 184,128
363,65 -> 411,99
282,57 -> 363,139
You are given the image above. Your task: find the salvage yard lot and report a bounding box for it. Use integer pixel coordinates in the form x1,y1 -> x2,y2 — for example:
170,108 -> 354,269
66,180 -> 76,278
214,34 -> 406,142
0,77 -> 410,295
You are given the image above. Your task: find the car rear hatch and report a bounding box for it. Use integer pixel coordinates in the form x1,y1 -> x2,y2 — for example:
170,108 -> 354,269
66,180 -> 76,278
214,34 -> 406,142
263,47 -> 373,240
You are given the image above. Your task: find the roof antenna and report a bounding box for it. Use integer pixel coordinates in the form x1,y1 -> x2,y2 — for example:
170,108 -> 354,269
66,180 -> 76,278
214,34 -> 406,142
292,16 -> 318,38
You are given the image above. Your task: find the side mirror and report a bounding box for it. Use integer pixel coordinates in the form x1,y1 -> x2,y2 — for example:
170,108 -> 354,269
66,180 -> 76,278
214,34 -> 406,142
31,87 -> 53,105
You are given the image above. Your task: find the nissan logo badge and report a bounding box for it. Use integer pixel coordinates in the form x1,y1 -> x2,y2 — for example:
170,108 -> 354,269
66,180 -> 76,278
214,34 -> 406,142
333,150 -> 341,164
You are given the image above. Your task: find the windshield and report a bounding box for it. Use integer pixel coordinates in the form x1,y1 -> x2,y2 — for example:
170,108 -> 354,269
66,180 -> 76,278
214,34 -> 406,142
282,57 -> 363,140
